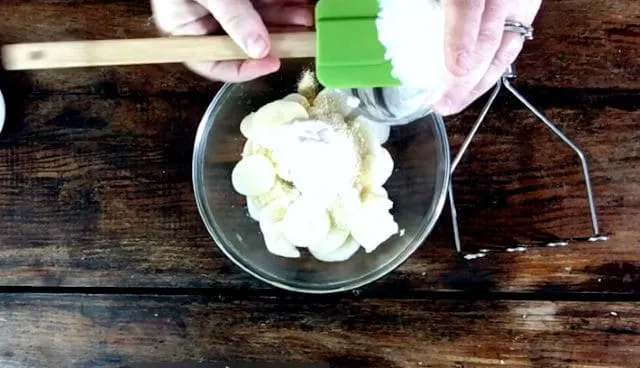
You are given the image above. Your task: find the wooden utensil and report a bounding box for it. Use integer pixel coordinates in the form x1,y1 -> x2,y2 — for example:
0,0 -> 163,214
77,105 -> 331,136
1,32 -> 316,71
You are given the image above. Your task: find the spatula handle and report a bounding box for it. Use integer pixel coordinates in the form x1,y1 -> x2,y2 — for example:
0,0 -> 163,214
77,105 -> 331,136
2,32 -> 317,71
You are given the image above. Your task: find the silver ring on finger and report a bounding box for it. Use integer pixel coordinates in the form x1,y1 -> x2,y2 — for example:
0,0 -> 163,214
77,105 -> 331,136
504,20 -> 534,40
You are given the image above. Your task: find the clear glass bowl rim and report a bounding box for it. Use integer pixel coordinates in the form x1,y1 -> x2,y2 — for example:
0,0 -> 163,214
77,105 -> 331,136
192,80 -> 452,294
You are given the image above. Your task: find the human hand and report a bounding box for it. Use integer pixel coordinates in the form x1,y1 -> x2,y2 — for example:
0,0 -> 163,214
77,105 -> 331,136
434,0 -> 542,115
151,0 -> 314,82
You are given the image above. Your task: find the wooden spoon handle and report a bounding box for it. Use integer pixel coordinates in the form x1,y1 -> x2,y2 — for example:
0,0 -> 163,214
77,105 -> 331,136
2,32 -> 316,71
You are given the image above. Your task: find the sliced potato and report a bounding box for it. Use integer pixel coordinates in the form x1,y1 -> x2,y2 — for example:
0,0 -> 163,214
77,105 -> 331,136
313,88 -> 357,117
241,140 -> 272,160
270,148 -> 294,182
259,197 -> 292,228
309,237 -> 360,262
283,93 -> 311,110
354,115 -> 390,145
263,222 -> 301,259
246,196 -> 262,221
247,180 -> 300,221
328,189 -> 362,230
351,186 -> 398,252
361,186 -> 393,213
350,210 -> 398,253
254,100 -> 309,126
259,197 -> 300,258
282,196 -> 331,248
362,146 -> 394,188
240,112 -> 256,139
231,154 -> 276,196
308,226 -> 350,256
255,179 -> 299,207
241,140 -> 256,157
251,100 -> 309,150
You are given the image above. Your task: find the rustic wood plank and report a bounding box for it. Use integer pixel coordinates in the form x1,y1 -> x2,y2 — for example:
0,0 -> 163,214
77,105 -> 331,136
0,0 -> 638,293
0,0 -> 638,95
0,0 -> 217,95
0,294 -> 638,368
0,85 -> 639,293
518,0 -> 640,89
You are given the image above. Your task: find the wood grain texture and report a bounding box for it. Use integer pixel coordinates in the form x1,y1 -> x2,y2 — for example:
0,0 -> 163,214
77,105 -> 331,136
1,3 -> 639,367
0,0 -> 217,95
0,0 -> 638,95
0,0 -> 638,294
0,294 -> 639,368
0,85 -> 638,293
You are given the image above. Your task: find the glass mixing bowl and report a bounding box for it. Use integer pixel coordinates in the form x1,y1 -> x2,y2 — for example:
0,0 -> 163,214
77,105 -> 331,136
192,59 -> 450,293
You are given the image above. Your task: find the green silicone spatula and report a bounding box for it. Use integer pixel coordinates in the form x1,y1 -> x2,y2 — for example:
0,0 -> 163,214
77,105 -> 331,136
3,0 -> 401,90
315,0 -> 402,88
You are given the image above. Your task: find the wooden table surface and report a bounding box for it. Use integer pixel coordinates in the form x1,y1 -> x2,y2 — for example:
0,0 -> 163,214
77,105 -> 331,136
0,1 -> 639,367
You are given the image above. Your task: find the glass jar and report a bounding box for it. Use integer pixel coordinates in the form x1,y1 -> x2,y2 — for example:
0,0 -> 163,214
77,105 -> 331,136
338,0 -> 447,126
340,83 -> 446,126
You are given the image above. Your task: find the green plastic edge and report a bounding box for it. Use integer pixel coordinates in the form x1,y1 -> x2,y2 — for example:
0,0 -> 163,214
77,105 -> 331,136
315,0 -> 401,88
316,0 -> 380,19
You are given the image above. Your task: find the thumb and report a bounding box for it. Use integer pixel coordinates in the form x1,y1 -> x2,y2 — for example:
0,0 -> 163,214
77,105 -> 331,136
201,0 -> 271,59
